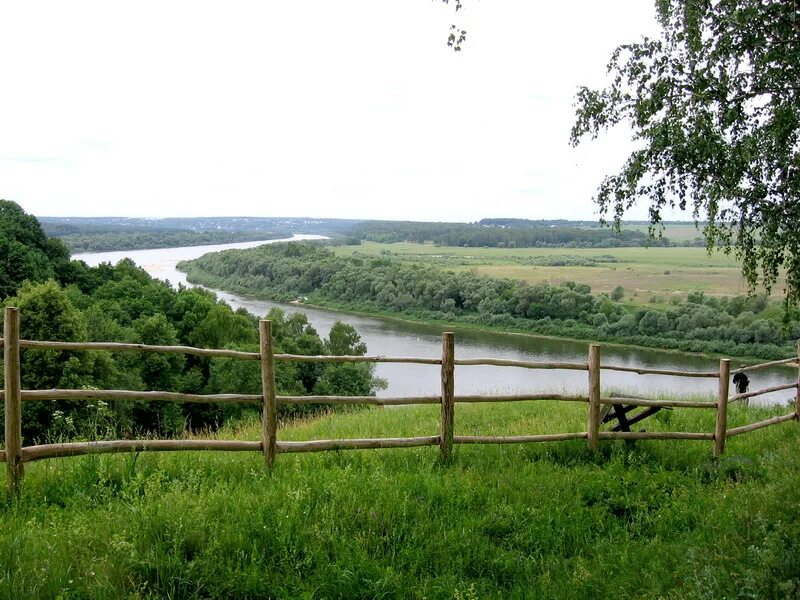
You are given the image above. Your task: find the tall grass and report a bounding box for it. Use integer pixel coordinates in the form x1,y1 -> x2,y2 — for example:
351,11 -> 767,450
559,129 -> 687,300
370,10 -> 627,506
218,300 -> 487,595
2,399 -> 799,598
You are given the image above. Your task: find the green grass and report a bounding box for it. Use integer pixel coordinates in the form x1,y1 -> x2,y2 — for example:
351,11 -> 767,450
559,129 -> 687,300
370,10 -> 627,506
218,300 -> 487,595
334,242 -> 783,303
2,400 -> 800,598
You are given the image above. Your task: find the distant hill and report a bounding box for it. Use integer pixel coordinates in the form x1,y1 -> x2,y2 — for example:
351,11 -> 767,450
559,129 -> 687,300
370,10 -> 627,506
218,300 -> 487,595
39,216 -> 364,253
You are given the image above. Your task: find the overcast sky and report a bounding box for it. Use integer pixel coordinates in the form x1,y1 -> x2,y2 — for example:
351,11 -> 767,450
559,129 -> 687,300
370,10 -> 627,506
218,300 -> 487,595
0,1 -> 671,222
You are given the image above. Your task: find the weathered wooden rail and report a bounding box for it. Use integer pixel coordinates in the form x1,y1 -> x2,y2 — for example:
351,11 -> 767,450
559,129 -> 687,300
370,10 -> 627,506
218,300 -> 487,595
3,306 -> 799,491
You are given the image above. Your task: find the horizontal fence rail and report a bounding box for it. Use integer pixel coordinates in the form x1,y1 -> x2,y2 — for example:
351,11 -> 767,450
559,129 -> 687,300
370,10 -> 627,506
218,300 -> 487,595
726,412 -> 797,437
276,354 -> 442,364
22,389 -> 263,404
733,357 -> 800,373
454,432 -> 588,444
2,306 -> 799,491
599,431 -> 715,441
16,339 -> 261,360
277,436 -> 441,453
598,365 -> 719,377
729,382 -> 799,404
22,440 -> 263,463
453,358 -> 587,370
600,396 -> 717,409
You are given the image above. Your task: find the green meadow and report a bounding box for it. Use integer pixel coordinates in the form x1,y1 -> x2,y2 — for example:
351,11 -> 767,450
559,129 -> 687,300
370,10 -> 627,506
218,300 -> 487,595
334,242 -> 780,303
2,399 -> 799,598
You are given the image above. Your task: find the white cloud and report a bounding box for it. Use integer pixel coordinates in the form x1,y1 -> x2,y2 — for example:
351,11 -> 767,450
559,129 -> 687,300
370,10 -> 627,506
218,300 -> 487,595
0,1 -> 673,222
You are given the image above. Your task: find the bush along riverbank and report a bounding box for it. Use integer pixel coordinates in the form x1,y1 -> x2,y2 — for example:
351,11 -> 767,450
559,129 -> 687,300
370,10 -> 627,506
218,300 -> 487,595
178,243 -> 800,360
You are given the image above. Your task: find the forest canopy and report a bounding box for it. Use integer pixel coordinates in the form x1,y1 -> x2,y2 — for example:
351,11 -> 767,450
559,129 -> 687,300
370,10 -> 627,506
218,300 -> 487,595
0,202 -> 383,444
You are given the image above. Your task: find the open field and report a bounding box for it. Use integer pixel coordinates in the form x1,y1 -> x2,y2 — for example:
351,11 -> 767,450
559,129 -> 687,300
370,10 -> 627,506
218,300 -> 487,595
618,222 -> 706,242
335,242 -> 783,303
2,400 -> 800,598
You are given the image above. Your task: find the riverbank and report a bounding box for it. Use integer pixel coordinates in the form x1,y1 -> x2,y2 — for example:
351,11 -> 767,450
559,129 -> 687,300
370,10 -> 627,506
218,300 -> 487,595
3,401 -> 799,598
179,266 -> 796,364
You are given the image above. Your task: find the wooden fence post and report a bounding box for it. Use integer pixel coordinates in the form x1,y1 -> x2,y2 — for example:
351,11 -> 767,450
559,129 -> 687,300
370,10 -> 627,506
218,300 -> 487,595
259,320 -> 277,468
714,358 -> 731,459
4,307 -> 24,491
587,344 -> 601,451
795,341 -> 799,421
440,332 -> 455,461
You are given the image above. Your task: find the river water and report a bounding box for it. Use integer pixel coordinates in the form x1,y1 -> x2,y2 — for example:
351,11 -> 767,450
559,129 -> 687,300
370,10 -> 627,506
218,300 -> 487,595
74,239 -> 798,406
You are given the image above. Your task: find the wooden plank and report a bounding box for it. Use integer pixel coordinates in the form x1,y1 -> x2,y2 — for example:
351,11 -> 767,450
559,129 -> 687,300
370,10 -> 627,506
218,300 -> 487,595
600,364 -> 719,378
440,332 -> 455,461
611,406 -> 662,432
22,439 -> 262,462
609,405 -> 634,432
726,412 -> 797,437
714,359 -> 730,458
276,436 -> 440,453
22,389 -> 262,403
4,307 -> 23,491
260,320 -> 277,468
600,397 -> 716,409
454,433 -> 587,444
587,344 -> 601,451
729,382 -> 798,403
19,339 -> 259,360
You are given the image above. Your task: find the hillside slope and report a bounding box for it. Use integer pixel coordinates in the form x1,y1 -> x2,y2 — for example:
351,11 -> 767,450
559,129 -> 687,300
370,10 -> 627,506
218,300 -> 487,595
2,400 -> 799,598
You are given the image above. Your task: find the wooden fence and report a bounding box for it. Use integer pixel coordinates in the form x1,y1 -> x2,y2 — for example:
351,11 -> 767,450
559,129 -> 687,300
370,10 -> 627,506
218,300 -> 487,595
2,306 -> 800,491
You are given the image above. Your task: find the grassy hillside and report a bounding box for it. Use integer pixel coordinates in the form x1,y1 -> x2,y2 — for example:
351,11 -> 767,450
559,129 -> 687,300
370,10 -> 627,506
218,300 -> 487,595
2,400 -> 799,598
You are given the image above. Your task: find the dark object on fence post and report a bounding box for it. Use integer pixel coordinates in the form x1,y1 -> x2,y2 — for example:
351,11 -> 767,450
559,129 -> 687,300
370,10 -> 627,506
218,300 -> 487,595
440,332 -> 455,461
732,370 -> 750,406
260,320 -> 277,468
4,307 -> 24,491
732,371 -> 749,396
587,344 -> 601,451
714,358 -> 731,459
732,372 -> 749,393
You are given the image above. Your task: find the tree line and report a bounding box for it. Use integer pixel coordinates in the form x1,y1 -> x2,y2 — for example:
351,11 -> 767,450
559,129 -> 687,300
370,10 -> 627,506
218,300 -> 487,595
180,242 -> 800,360
345,220 -> 701,248
56,230 -> 285,253
0,201 -> 383,444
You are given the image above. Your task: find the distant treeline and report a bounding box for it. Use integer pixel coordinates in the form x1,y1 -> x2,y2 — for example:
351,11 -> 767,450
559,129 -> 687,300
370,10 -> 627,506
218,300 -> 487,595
345,220 -> 700,248
180,242 -> 800,360
40,215 -> 368,252
476,218 -> 706,229
478,218 -> 594,228
41,215 -> 361,235
56,230 -> 286,253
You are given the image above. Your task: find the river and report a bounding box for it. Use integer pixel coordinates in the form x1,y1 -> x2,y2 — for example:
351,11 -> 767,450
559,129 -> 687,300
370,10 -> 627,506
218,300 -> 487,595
74,238 -> 797,406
